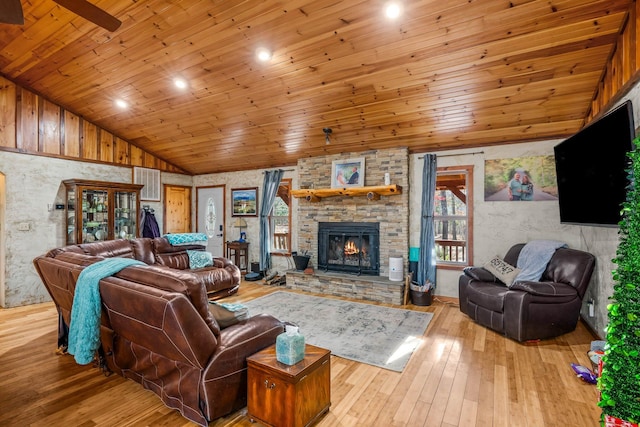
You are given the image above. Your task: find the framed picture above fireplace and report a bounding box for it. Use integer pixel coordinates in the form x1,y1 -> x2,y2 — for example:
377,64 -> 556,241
231,187 -> 258,216
331,157 -> 365,188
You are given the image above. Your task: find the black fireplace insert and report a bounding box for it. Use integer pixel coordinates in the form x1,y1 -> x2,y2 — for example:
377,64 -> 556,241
318,222 -> 380,275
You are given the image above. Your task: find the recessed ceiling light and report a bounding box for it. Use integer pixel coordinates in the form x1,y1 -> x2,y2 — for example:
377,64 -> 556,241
115,99 -> 128,109
385,2 -> 402,19
174,78 -> 188,89
256,47 -> 272,62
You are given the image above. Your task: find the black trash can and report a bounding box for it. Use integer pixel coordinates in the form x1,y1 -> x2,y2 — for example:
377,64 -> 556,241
293,255 -> 310,271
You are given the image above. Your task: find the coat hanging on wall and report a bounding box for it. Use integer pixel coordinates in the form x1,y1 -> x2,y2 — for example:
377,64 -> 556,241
141,207 -> 161,238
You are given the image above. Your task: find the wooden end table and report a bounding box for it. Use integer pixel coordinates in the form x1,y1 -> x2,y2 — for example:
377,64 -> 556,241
226,240 -> 249,274
247,344 -> 331,427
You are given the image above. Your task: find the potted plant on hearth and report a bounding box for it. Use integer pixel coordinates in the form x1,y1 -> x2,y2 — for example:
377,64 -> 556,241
598,138 -> 640,427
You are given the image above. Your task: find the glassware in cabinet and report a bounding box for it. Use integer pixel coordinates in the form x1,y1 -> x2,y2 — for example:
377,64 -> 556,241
83,188 -> 109,242
114,190 -> 138,240
66,187 -> 76,245
63,179 -> 143,244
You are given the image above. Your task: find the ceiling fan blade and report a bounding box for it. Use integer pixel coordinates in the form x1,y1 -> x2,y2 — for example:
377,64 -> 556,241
54,0 -> 121,32
0,0 -> 24,25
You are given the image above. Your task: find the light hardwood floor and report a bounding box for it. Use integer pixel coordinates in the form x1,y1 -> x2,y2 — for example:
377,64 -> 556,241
0,282 -> 601,426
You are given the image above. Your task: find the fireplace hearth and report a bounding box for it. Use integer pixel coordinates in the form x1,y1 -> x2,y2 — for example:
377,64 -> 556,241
318,222 -> 380,275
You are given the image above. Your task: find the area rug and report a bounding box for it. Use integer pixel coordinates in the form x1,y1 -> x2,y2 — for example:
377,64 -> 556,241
243,291 -> 433,372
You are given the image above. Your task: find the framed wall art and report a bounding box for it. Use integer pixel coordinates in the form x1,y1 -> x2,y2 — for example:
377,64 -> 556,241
331,157 -> 365,188
231,187 -> 258,216
484,155 -> 558,202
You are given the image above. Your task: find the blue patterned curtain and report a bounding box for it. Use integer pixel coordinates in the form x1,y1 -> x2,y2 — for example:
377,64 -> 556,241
417,154 -> 437,288
259,169 -> 284,272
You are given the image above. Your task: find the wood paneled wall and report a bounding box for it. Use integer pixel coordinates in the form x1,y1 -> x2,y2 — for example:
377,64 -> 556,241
586,1 -> 640,124
0,75 -> 186,174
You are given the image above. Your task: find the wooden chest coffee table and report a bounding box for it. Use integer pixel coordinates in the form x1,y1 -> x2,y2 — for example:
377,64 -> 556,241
247,343 -> 331,427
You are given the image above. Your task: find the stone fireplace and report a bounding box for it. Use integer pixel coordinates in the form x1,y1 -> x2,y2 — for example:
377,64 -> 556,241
287,147 -> 410,304
318,222 -> 380,275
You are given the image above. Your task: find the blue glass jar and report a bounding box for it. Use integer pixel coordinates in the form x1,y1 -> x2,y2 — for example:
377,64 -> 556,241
276,325 -> 305,365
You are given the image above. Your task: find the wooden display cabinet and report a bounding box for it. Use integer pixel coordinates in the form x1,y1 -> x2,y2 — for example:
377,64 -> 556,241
64,179 -> 143,245
247,344 -> 331,427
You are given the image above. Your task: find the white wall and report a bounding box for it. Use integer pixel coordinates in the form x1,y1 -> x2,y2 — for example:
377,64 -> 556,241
193,168 -> 299,274
0,152 -> 193,307
410,140 -> 620,337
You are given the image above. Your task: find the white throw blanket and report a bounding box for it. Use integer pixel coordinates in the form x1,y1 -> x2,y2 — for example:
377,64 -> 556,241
515,240 -> 567,282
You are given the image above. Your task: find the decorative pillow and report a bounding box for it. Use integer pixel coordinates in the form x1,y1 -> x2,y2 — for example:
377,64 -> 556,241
187,250 -> 213,269
208,301 -> 249,328
463,266 -> 498,282
483,255 -> 521,287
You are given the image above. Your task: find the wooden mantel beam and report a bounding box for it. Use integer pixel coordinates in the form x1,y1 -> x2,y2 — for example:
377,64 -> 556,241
291,184 -> 402,202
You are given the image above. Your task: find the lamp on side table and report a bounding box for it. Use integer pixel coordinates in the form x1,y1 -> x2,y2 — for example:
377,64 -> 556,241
233,218 -> 247,242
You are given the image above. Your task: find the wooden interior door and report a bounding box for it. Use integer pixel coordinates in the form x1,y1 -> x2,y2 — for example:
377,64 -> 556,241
164,185 -> 191,233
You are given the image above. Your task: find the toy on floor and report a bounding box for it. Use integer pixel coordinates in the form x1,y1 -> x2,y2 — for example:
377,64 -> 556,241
570,363 -> 597,384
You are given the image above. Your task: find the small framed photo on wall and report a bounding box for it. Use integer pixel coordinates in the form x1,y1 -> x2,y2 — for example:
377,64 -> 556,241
231,187 -> 258,216
331,157 -> 365,188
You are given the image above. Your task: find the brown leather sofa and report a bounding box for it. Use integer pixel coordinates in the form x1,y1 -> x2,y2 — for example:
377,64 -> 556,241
458,243 -> 595,342
33,238 -> 284,426
53,237 -> 242,298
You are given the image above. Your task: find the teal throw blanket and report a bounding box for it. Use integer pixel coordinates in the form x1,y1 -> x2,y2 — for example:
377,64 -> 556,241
163,233 -> 208,245
68,258 -> 145,365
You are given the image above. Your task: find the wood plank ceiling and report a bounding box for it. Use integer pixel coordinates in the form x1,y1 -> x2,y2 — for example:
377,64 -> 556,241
0,0 -> 632,175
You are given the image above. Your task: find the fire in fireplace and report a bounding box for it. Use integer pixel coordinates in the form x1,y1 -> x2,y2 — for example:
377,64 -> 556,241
318,222 -> 380,275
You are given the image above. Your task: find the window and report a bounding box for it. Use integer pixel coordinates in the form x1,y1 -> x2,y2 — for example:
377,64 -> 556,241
434,165 -> 473,267
270,178 -> 291,255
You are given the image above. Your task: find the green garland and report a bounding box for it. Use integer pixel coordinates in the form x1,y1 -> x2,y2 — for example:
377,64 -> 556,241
598,138 -> 640,424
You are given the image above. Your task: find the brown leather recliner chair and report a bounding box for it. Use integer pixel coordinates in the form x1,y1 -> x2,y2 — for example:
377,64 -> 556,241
458,243 -> 596,342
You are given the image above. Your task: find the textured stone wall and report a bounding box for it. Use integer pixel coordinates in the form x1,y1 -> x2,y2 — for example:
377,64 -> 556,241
296,148 -> 410,277
0,152 -> 192,307
0,152 -> 133,306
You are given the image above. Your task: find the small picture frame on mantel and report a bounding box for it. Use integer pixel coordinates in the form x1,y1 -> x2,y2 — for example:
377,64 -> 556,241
331,157 -> 365,188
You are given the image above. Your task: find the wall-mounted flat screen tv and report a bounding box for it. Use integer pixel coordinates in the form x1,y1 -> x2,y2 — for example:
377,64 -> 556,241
554,100 -> 635,227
